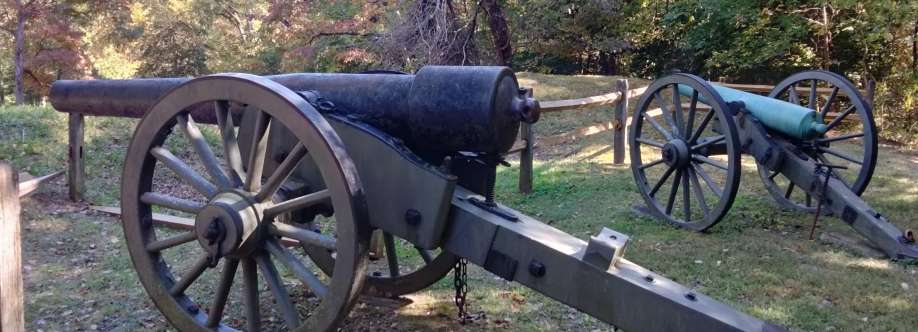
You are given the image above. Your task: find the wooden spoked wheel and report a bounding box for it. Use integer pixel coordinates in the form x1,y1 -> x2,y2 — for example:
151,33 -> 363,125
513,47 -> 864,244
308,230 -> 457,298
629,73 -> 742,231
121,74 -> 370,331
757,70 -> 878,213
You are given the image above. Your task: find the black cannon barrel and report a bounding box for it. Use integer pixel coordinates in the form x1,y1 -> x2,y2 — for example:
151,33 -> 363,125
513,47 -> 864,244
50,66 -> 539,155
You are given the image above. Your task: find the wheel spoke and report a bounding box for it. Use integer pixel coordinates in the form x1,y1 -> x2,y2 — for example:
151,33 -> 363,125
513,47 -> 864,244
644,114 -> 674,141
639,159 -> 665,170
769,171 -> 781,180
265,240 -> 329,298
245,111 -> 271,192
215,101 -> 245,185
654,92 -> 680,136
788,84 -> 801,104
693,155 -> 729,171
688,109 -> 715,143
141,192 -> 204,214
688,168 -> 710,216
825,105 -> 856,131
254,254 -> 301,329
682,169 -> 691,221
416,246 -> 433,264
817,132 -> 864,143
691,135 -> 725,151
636,137 -> 665,148
170,255 -> 210,296
649,165 -> 677,197
264,189 -> 331,219
206,259 -> 239,327
255,142 -> 307,202
383,232 -> 400,277
821,86 -> 839,115
242,258 -> 260,331
784,182 -> 795,199
270,222 -> 337,250
178,114 -> 232,189
808,80 -> 818,110
819,147 -> 863,165
692,163 -> 723,197
151,147 -> 218,197
146,232 -> 197,252
685,90 -> 698,138
670,85 -> 686,137
665,169 -> 683,215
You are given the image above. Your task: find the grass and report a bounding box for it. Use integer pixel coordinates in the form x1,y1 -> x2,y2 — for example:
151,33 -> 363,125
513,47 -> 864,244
2,71 -> 918,331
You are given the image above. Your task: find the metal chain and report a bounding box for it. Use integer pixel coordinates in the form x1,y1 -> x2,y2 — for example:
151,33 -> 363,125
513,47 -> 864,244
809,162 -> 846,240
453,257 -> 469,324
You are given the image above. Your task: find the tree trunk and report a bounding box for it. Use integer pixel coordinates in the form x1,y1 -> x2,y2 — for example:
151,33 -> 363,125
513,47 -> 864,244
481,0 -> 512,66
912,17 -> 917,72
14,0 -> 25,105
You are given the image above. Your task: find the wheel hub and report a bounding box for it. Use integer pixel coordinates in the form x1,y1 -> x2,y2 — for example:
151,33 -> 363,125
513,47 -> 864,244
194,191 -> 263,258
662,139 -> 691,168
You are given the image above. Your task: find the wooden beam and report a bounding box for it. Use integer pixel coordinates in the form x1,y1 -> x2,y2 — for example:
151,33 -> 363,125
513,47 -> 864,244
68,113 -> 85,202
719,82 -> 868,96
17,170 -> 64,198
613,79 -> 629,165
540,91 -> 622,113
518,122 -> 534,194
0,162 -> 24,332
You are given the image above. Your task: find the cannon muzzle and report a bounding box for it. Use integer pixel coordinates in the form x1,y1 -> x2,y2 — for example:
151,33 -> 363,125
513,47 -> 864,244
51,66 -> 540,157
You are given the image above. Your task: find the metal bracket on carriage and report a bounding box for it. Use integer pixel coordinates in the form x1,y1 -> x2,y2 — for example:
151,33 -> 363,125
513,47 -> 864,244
583,228 -> 630,270
295,90 -> 337,113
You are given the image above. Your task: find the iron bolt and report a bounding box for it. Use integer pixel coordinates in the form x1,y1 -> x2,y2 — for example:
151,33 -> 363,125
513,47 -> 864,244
405,209 -> 422,227
528,260 -> 546,278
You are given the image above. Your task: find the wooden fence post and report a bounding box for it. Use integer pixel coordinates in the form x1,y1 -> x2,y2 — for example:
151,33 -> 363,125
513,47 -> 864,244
68,113 -> 84,202
612,79 -> 629,165
0,162 -> 24,331
866,79 -> 876,108
519,121 -> 534,194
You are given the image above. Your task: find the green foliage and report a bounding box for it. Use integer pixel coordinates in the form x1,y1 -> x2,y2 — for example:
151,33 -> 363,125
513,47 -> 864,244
1,0 -> 918,144
135,21 -> 209,77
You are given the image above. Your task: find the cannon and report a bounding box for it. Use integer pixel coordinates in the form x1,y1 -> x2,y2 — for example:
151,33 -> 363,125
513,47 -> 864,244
629,71 -> 918,260
50,67 -> 783,331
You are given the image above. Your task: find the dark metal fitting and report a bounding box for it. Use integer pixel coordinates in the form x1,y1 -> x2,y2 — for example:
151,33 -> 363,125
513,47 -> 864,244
205,220 -> 223,243
528,260 -> 546,278
405,209 -> 422,227
644,275 -> 654,283
514,88 -> 540,124
685,293 -> 697,301
727,101 -> 745,115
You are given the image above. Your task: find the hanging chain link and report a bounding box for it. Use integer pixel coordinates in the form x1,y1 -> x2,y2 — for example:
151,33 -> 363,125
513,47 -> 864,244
453,257 -> 469,324
809,161 -> 846,240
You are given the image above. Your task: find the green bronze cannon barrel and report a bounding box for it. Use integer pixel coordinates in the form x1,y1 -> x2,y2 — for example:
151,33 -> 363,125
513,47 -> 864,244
50,66 -> 539,156
678,84 -> 827,139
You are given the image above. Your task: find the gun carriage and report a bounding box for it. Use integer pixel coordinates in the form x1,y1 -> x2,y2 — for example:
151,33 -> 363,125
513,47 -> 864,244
50,67 -> 783,331
629,71 -> 918,260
